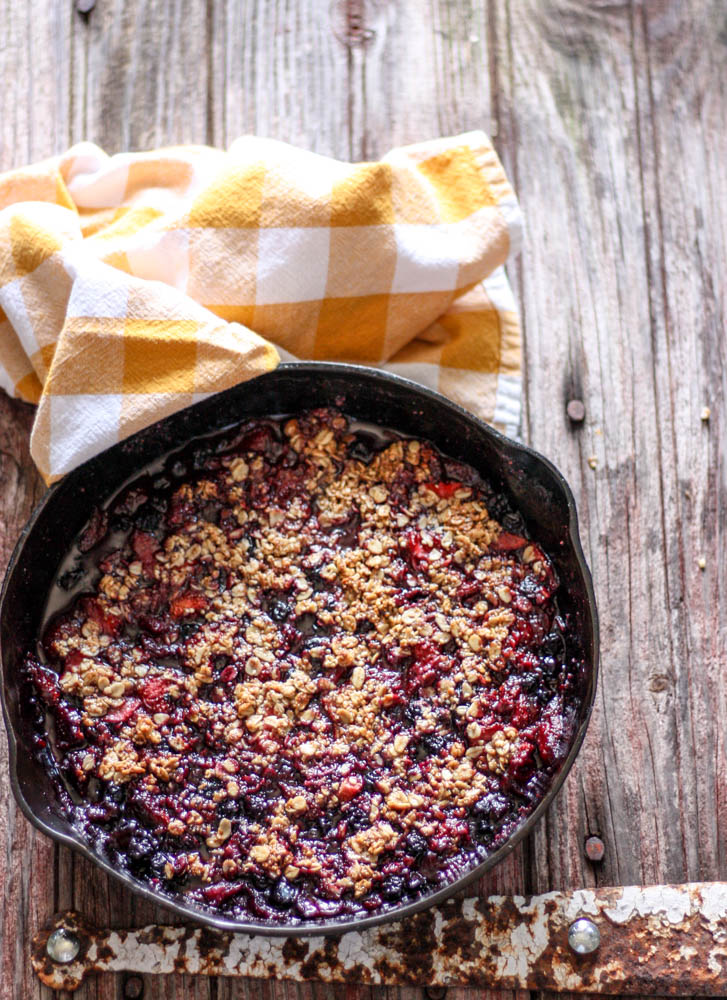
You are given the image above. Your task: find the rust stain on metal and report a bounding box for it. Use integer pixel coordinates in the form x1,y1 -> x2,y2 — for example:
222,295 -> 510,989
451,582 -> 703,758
440,898 -> 478,963
282,938 -> 309,963
31,882 -> 727,994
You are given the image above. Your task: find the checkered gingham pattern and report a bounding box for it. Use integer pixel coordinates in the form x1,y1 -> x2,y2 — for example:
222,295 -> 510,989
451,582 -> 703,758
0,132 -> 522,483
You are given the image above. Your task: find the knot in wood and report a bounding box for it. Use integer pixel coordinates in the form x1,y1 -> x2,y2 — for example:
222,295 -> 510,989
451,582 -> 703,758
331,0 -> 377,47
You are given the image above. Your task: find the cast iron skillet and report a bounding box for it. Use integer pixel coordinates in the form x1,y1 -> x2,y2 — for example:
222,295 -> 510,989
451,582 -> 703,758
0,362 -> 598,936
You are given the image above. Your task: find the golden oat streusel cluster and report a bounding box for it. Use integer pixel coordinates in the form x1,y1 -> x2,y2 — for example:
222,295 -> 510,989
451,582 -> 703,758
26,408 -> 569,921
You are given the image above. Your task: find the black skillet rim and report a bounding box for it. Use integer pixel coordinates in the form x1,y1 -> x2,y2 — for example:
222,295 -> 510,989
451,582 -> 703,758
0,361 -> 599,937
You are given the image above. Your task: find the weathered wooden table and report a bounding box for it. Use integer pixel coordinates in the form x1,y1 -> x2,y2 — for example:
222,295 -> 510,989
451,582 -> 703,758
1,1 -> 725,997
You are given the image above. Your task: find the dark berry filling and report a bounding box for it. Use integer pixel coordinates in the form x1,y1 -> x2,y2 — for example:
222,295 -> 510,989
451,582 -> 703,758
22,408 -> 581,923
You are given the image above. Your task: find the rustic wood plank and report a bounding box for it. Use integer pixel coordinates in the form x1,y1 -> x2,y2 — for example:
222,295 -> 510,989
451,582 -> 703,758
0,396 -> 52,1000
490,4 -> 727,1000
68,0 -> 213,152
0,2 -> 75,997
0,0 -> 73,165
632,0 -> 727,888
207,0 -> 352,156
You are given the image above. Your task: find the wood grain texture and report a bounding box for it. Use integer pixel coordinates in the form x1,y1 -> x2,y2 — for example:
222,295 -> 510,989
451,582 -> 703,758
0,1 -> 725,998
498,0 -> 727,888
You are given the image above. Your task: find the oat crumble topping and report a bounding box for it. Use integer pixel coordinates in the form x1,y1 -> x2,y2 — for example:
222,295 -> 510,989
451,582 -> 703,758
24,408 -> 577,922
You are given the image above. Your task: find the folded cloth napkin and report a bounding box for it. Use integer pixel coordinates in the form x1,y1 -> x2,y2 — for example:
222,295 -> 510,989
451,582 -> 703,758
0,132 -> 522,483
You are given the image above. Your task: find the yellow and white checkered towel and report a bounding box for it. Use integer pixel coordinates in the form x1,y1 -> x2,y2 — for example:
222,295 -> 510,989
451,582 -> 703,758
0,132 -> 522,483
